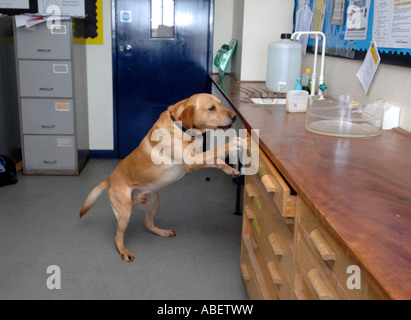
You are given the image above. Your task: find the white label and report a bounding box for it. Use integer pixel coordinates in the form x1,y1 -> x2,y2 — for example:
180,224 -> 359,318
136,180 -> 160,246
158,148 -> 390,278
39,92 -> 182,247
120,11 -> 132,23
51,24 -> 67,35
55,101 -> 70,112
57,138 -> 72,148
53,64 -> 69,74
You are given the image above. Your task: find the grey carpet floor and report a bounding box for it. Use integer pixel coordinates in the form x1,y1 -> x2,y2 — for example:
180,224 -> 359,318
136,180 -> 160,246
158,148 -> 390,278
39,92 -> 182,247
0,159 -> 248,300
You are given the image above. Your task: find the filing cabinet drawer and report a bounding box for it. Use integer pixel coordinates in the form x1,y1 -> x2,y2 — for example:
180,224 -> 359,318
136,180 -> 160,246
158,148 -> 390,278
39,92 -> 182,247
23,135 -> 76,172
18,60 -> 73,97
21,99 -> 74,134
15,21 -> 71,60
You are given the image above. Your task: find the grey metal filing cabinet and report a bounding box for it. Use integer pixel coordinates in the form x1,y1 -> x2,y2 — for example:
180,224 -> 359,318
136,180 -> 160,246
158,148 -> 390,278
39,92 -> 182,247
14,20 -> 89,175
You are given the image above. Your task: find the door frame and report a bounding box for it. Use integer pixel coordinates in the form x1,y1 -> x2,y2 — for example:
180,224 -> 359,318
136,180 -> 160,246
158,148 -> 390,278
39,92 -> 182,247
110,0 -> 215,158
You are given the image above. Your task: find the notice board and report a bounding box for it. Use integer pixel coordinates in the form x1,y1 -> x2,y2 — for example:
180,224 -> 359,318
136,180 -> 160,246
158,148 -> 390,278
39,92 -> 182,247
294,0 -> 411,67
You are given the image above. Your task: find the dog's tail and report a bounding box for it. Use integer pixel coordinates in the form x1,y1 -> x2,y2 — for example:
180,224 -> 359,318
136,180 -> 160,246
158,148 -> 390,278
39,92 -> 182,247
79,179 -> 109,218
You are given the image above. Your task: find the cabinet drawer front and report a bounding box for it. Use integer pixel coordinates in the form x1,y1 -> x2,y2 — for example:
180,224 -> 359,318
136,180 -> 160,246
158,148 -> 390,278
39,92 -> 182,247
295,231 -> 342,300
253,233 -> 293,300
241,235 -> 273,300
248,139 -> 296,218
18,60 -> 73,97
23,135 -> 75,171
16,22 -> 71,60
244,175 -> 294,282
21,99 -> 74,134
297,198 -> 367,299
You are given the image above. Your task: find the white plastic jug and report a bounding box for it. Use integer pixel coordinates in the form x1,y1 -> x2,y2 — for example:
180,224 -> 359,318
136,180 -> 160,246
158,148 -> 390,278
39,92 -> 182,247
266,33 -> 302,93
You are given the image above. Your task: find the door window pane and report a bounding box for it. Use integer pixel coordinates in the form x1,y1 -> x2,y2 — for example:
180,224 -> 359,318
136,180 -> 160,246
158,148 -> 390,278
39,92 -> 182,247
151,0 -> 175,38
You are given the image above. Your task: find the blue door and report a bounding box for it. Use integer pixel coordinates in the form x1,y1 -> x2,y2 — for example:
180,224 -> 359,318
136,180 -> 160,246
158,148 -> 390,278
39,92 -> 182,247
114,0 -> 213,158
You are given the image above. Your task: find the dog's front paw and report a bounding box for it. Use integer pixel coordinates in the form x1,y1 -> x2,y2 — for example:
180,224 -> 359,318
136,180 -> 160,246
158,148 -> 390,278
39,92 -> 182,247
223,165 -> 241,178
229,137 -> 242,152
120,250 -> 135,262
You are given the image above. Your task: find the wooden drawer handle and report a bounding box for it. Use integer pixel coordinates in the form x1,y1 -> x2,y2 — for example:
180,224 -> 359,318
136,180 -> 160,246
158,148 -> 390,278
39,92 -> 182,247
243,205 -> 254,220
267,261 -> 282,285
307,268 -> 336,300
244,183 -> 257,198
241,263 -> 250,281
261,174 -> 278,193
310,229 -> 336,261
268,232 -> 283,257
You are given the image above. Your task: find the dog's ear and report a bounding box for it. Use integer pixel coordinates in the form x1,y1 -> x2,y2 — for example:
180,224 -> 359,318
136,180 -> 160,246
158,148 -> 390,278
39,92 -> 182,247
180,105 -> 194,129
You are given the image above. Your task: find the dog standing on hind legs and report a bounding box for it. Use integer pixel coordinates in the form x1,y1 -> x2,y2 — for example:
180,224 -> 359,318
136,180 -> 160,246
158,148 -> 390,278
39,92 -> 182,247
79,93 -> 243,262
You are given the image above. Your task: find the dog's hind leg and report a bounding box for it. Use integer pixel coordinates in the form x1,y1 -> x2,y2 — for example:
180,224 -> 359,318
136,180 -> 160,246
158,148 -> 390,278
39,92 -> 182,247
141,192 -> 176,237
108,186 -> 135,262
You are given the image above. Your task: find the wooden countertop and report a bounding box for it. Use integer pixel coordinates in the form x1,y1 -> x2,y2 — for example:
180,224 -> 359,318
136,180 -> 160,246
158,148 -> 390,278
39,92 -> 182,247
210,74 -> 411,300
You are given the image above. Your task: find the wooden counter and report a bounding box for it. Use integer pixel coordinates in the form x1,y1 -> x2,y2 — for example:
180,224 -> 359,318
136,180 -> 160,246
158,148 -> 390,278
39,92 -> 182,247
210,74 -> 411,300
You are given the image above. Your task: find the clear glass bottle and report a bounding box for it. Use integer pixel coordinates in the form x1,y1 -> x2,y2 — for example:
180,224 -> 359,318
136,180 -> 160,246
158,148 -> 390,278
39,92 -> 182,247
301,68 -> 311,94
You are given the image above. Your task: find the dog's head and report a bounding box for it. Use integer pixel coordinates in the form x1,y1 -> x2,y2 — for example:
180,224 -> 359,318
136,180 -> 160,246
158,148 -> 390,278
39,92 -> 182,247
177,93 -> 237,132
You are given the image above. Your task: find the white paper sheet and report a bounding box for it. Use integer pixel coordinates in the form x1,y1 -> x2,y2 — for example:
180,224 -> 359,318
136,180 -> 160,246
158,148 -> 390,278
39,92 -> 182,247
356,41 -> 381,94
37,0 -> 85,18
0,0 -> 30,9
373,0 -> 411,49
345,0 -> 371,40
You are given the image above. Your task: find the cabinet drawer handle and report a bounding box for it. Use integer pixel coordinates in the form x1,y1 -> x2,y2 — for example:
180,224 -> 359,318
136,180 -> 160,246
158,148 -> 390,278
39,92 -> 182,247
39,88 -> 54,91
43,160 -> 57,164
268,232 -> 283,257
41,124 -> 56,129
243,205 -> 255,220
37,49 -> 52,52
241,263 -> 250,281
310,229 -> 336,261
244,183 -> 257,198
307,268 -> 336,300
267,261 -> 282,285
261,174 -> 278,193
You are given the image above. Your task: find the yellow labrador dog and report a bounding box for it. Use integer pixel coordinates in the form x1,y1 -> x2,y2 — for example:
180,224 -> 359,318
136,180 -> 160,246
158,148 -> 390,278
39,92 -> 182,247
80,93 -> 241,261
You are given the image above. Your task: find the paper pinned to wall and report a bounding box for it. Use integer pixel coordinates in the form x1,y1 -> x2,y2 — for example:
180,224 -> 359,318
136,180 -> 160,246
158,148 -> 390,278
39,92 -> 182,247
295,4 -> 313,55
356,41 -> 381,94
373,0 -> 411,49
37,0 -> 85,18
312,0 -> 326,32
344,0 -> 371,40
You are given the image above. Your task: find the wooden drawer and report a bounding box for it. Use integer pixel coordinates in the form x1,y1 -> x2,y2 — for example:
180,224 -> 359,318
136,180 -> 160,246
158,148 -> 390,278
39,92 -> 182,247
18,60 -> 73,98
243,212 -> 292,299
15,21 -> 72,60
249,142 -> 296,219
23,135 -> 76,173
295,231 -> 342,300
297,198 -> 368,299
21,99 -> 74,135
244,176 -> 294,278
241,234 -> 273,300
293,264 -> 316,300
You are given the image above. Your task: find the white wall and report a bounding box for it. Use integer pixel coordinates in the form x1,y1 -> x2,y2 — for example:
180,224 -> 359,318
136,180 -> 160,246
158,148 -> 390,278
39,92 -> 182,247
240,0 -> 294,81
86,0 -> 114,150
213,0 -> 234,74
